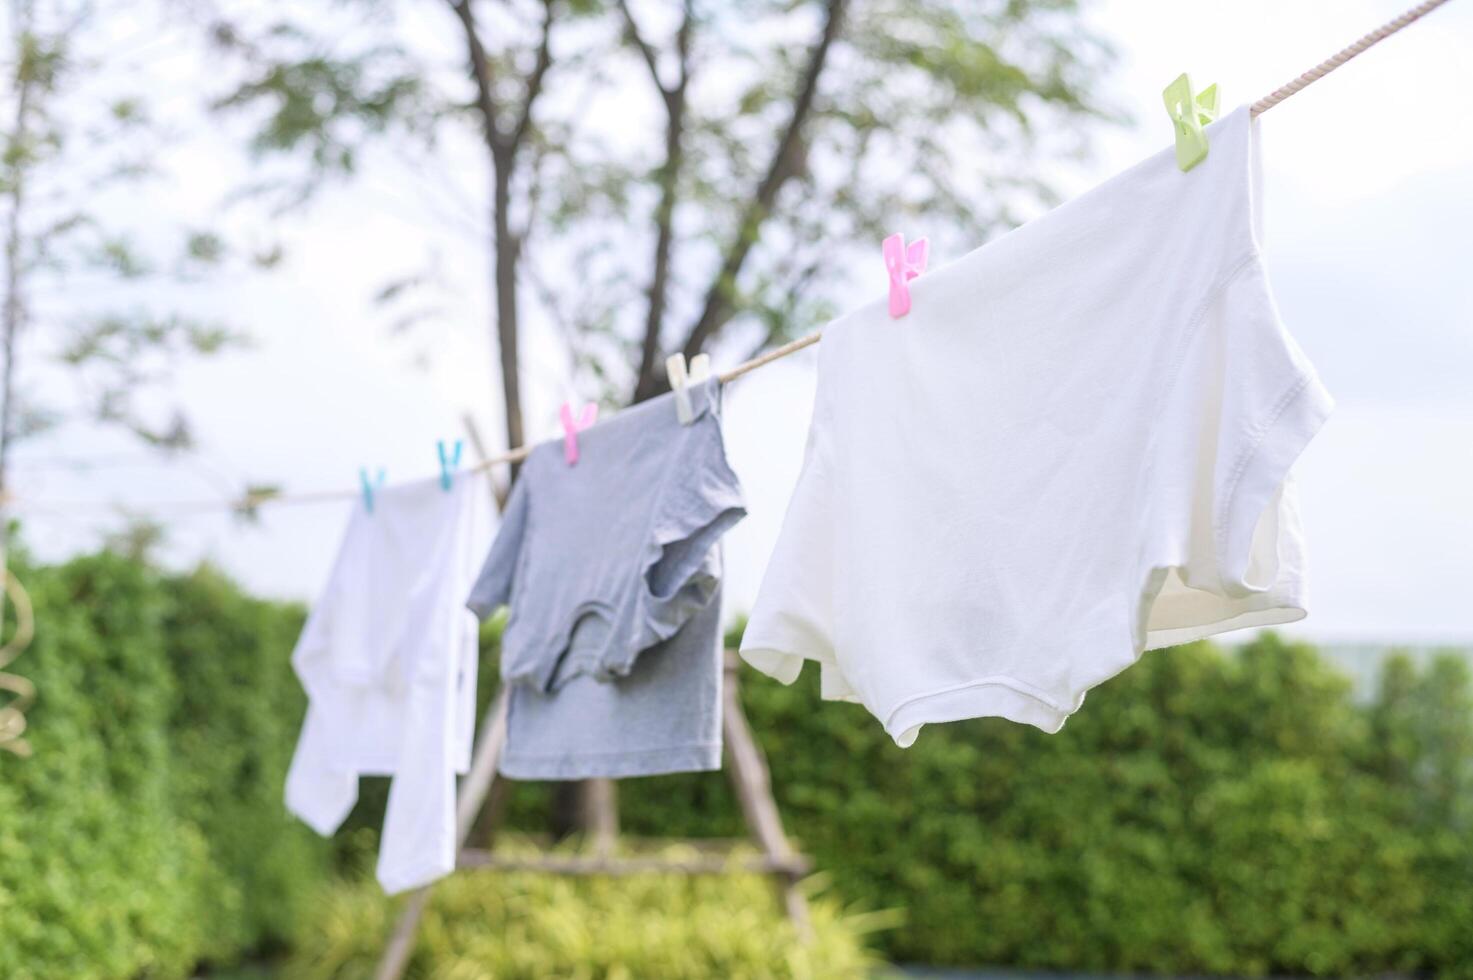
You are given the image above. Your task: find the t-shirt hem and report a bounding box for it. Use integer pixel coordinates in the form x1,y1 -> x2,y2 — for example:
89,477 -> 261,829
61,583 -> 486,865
498,742 -> 722,781
882,675 -> 1085,748
285,791 -> 355,838
629,504 -> 745,667
1144,595 -> 1306,650
738,643 -> 805,685
739,631 -> 839,689
377,856 -> 454,895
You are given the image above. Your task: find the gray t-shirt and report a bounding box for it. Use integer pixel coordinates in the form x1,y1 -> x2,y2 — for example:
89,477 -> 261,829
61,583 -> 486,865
466,378 -> 744,777
498,578 -> 725,779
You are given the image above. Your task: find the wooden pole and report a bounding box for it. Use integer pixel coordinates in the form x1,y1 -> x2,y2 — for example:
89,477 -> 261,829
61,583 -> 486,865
461,411 -> 508,511
582,776 -> 619,856
457,850 -> 810,875
373,655 -> 815,973
720,652 -> 811,936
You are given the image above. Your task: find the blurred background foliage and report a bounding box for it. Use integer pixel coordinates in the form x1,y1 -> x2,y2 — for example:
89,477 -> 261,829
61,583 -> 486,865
1,542 -> 1471,977
286,855 -> 892,980
0,545 -> 325,978
207,0 -> 1119,423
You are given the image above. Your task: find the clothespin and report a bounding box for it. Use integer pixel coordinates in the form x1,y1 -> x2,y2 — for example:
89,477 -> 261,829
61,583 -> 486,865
560,401 -> 598,465
883,232 -> 929,318
359,467 -> 386,513
1163,74 -> 1220,173
665,352 -> 712,425
437,439 -> 462,490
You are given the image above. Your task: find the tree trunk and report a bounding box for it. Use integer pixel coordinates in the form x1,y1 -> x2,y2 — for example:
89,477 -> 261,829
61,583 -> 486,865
491,163 -> 524,456
631,87 -> 686,404
0,3 -> 37,708
0,18 -> 34,499
550,778 -> 618,846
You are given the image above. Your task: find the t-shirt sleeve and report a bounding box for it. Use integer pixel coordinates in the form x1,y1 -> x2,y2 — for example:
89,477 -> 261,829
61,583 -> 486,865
621,405 -> 746,674
739,407 -> 838,687
377,592 -> 460,894
465,471 -> 531,620
1168,255 -> 1333,602
290,509 -> 363,697
1212,257 -> 1332,597
284,702 -> 359,836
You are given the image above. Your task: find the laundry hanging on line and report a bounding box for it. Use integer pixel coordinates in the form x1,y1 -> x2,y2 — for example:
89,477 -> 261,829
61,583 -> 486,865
285,472 -> 494,895
274,0 -> 1467,891
282,103 -> 1335,895
467,376 -> 746,781
285,378 -> 749,891
741,105 -> 1332,747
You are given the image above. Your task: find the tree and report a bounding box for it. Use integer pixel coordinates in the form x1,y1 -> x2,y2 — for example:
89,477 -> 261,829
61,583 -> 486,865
0,0 -> 257,754
0,1 -> 253,490
207,0 -> 1115,836
208,0 -> 1116,439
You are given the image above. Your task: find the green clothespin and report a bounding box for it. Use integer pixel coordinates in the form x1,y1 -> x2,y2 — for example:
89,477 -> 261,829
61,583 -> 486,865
1163,74 -> 1220,172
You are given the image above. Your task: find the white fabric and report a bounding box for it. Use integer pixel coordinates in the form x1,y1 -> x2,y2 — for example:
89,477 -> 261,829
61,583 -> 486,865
741,107 -> 1333,748
285,473 -> 492,894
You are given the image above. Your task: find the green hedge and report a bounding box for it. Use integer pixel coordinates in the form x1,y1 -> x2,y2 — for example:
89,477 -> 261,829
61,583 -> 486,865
4,545 -> 1472,977
287,844 -> 891,980
0,548 -> 328,979
503,632 -> 1473,977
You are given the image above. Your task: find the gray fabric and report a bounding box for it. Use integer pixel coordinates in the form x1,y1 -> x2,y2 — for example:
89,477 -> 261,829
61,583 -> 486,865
465,377 -> 744,778
498,579 -> 724,780
467,377 -> 744,693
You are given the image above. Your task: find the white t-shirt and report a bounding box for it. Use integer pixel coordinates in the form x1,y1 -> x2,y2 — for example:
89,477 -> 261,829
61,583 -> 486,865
740,106 -> 1333,747
285,473 -> 492,893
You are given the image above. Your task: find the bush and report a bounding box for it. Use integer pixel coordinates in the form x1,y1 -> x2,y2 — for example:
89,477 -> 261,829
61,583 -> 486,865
336,625 -> 1473,977
286,840 -> 893,980
595,634 -> 1473,977
3,543 -> 1471,978
160,564 -> 328,958
0,548 -> 329,979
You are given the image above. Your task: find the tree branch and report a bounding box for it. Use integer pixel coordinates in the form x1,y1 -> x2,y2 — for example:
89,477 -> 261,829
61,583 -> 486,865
734,255 -> 827,366
676,0 -> 693,78
447,0 -> 506,159
509,0 -> 555,153
679,0 -> 846,362
0,26 -> 35,497
445,0 -> 560,465
615,0 -> 672,104
629,0 -> 693,402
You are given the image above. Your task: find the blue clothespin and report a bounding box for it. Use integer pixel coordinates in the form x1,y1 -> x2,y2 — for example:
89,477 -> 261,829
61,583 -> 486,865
1163,74 -> 1220,172
359,467 -> 386,513
437,439 -> 463,490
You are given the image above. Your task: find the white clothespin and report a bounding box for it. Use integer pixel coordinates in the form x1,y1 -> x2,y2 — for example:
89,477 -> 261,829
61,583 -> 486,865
665,352 -> 712,425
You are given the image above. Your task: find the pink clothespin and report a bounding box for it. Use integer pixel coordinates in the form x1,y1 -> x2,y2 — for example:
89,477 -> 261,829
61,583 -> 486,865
883,232 -> 929,318
560,401 -> 598,465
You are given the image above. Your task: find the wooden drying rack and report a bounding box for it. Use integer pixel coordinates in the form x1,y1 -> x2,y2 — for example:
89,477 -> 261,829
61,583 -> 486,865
373,652 -> 812,980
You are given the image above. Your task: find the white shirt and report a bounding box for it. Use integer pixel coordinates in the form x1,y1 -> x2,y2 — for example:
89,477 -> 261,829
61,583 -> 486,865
741,107 -> 1333,747
285,473 -> 492,893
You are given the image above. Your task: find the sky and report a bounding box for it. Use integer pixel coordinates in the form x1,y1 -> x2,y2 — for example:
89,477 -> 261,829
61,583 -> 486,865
10,0 -> 1473,645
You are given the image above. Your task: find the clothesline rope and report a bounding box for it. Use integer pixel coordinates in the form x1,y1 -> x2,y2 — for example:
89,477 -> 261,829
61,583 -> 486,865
1248,0 -> 1452,116
2,0 -> 1454,516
